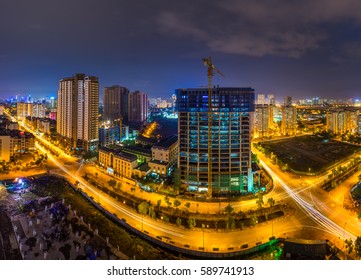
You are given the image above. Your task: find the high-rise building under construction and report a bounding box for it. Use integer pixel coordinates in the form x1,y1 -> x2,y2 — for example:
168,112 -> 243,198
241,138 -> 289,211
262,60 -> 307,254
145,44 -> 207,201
176,87 -> 255,197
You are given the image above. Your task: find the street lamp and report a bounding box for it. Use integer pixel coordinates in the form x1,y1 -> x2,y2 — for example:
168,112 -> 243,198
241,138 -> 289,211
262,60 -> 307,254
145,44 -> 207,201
202,224 -> 209,250
202,224 -> 205,250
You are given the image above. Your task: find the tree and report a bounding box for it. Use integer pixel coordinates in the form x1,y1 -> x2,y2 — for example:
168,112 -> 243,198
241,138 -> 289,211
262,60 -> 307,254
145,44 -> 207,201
148,205 -> 156,219
157,199 -> 162,210
345,238 -> 354,255
214,220 -> 218,230
251,153 -> 260,164
116,182 -> 122,191
225,204 -> 234,216
164,195 -> 171,206
176,217 -> 182,227
108,179 -> 116,188
187,218 -> 196,229
138,201 -> 149,216
226,216 -> 235,231
173,199 -> 181,209
184,202 -> 191,210
267,197 -> 276,208
251,213 -> 258,226
354,236 -> 361,258
256,192 -> 264,210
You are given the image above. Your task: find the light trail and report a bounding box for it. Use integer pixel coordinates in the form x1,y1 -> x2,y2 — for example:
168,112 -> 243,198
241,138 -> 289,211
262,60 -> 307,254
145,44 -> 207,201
260,159 -> 356,240
36,142 -> 185,238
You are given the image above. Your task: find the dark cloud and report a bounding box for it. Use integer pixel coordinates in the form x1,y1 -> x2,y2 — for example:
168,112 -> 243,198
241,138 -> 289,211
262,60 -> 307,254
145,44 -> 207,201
1,0 -> 361,99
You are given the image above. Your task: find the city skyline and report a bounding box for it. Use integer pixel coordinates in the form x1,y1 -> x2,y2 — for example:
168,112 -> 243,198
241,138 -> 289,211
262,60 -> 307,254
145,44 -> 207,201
3,1 -> 361,100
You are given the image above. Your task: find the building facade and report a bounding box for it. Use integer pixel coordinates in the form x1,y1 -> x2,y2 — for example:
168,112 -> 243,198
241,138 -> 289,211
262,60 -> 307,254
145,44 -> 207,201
56,73 -> 99,151
327,109 -> 358,134
128,91 -> 148,123
0,133 -> 11,162
176,87 -> 255,197
98,124 -> 121,147
254,104 -> 271,138
103,85 -> 129,122
148,135 -> 178,176
281,105 -> 297,135
17,102 -> 33,118
98,147 -> 138,178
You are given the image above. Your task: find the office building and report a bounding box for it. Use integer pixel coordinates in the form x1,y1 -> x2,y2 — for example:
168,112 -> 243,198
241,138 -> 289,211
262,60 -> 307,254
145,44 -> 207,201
177,87 -> 255,197
56,73 -> 99,151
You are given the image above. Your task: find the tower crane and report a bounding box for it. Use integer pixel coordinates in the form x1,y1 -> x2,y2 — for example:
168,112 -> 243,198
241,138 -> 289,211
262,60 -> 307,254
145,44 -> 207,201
202,56 -> 224,198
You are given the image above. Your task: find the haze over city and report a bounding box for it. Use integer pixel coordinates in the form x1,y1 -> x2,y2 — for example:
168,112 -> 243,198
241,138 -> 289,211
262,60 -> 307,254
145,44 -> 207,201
2,0 -> 361,100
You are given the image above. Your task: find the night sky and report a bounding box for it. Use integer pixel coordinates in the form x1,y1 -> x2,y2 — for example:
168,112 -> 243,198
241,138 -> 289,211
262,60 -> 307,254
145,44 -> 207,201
2,0 -> 361,101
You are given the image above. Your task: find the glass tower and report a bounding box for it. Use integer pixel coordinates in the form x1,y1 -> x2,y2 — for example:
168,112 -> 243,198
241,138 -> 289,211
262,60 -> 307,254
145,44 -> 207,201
176,87 -> 255,197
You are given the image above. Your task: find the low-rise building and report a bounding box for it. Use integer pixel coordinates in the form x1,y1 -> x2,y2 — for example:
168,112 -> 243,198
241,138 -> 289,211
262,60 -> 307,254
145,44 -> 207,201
120,145 -> 152,163
98,147 -> 138,178
148,135 -> 178,176
0,129 -> 35,161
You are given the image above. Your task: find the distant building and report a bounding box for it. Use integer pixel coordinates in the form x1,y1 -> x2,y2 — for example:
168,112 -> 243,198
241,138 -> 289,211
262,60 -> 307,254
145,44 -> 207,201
10,130 -> 35,154
284,96 -> 292,106
148,135 -> 178,176
32,103 -> 46,118
103,85 -> 129,122
0,129 -> 36,162
281,105 -> 297,135
98,147 -> 138,178
256,93 -> 266,105
254,104 -> 271,138
98,124 -> 121,147
56,73 -> 99,152
268,94 -> 275,105
17,102 -> 33,118
128,91 -> 148,123
0,133 -> 11,162
357,115 -> 361,135
326,109 -> 358,134
121,125 -> 129,141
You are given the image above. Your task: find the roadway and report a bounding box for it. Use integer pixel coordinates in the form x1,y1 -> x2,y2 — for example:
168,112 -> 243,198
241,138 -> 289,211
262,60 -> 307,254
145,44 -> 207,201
12,115 -> 361,251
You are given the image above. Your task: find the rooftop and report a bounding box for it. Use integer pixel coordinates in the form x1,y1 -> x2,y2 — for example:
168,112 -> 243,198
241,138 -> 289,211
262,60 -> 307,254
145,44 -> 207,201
153,135 -> 178,149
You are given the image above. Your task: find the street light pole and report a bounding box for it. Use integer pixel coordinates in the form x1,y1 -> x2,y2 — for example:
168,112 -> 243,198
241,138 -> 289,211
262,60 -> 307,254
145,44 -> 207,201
202,224 -> 205,250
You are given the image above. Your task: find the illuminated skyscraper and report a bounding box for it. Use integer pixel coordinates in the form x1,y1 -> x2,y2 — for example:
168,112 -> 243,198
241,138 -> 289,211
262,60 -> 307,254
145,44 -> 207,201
177,87 -> 255,196
57,73 -> 99,151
